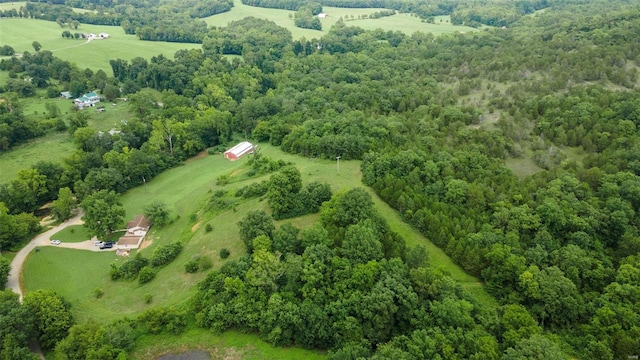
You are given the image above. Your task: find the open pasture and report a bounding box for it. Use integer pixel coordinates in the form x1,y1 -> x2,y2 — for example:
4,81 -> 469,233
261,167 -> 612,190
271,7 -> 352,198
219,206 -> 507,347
0,132 -> 74,184
0,2 -> 25,11
205,0 -> 477,38
0,18 -> 200,74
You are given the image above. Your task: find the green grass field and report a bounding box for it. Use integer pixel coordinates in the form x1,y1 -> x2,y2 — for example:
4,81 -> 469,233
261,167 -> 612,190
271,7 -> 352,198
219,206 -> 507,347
50,225 -> 92,243
23,143 -> 495,329
205,0 -> 477,38
0,132 -> 74,184
0,18 -> 200,74
131,329 -> 327,360
0,2 -> 24,11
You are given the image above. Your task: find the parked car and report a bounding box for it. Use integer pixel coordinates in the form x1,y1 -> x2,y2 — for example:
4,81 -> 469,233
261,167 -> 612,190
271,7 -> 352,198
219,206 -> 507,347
100,242 -> 114,249
94,241 -> 104,247
51,239 -> 61,245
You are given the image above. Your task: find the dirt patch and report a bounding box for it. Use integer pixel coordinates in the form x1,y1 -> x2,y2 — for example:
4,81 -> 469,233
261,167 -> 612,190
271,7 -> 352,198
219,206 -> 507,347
138,236 -> 154,250
191,222 -> 201,232
185,150 -> 209,163
39,216 -> 56,227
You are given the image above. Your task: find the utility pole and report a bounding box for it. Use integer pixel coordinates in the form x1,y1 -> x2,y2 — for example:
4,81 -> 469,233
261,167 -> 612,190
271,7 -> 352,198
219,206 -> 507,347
143,177 -> 147,193
336,156 -> 341,174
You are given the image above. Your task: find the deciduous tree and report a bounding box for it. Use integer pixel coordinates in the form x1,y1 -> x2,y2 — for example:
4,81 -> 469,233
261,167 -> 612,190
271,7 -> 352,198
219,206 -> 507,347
80,190 -> 125,240
51,187 -> 76,222
22,290 -> 73,350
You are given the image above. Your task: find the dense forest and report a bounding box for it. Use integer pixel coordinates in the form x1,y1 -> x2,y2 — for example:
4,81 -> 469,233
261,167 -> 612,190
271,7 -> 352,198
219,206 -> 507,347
2,0 -> 640,358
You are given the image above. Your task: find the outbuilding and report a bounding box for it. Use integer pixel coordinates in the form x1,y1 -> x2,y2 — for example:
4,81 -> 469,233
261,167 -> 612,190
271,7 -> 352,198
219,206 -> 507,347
224,141 -> 254,161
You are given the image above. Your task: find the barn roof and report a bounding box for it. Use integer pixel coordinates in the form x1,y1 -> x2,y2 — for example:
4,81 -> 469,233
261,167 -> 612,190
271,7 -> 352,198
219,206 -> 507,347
225,141 -> 254,157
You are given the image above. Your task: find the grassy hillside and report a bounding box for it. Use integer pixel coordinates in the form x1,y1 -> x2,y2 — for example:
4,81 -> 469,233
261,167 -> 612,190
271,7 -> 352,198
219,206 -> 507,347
205,0 -> 477,38
23,143 -> 495,328
0,18 -> 200,74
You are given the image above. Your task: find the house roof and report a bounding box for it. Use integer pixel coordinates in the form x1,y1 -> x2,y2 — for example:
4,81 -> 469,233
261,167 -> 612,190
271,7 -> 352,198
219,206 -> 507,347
60,91 -> 72,99
117,235 -> 142,246
126,214 -> 151,229
85,92 -> 99,98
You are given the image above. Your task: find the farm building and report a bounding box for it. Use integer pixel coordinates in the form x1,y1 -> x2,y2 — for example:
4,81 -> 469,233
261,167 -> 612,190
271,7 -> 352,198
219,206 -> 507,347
74,91 -> 101,109
318,13 -> 327,18
60,91 -> 73,99
224,141 -> 254,161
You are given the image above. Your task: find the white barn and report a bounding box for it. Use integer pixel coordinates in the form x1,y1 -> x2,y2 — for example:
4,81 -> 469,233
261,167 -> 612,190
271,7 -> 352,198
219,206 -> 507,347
224,142 -> 254,161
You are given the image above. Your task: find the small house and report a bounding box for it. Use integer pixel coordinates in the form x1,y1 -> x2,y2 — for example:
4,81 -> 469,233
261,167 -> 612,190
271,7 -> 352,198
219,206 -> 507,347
74,91 -> 101,109
60,91 -> 73,99
224,141 -> 254,161
116,215 -> 152,249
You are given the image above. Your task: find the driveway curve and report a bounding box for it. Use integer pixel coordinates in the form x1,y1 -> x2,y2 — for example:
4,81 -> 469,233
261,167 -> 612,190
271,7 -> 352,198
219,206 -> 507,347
5,212 -> 88,301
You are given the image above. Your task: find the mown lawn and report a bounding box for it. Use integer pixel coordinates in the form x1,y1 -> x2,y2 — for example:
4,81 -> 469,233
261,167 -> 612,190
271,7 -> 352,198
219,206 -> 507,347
50,225 -> 92,243
0,18 -> 199,74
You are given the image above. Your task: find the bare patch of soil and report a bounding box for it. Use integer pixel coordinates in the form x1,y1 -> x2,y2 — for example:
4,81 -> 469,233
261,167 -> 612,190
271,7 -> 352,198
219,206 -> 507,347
138,236 -> 154,250
185,151 -> 209,163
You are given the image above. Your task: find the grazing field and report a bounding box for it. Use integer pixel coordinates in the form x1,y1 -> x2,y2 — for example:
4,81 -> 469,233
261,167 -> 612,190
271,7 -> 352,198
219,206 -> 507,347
205,0 -> 477,38
132,329 -> 327,360
0,18 -> 200,74
0,98 -> 135,184
0,132 -> 74,184
23,143 -> 495,327
0,2 -> 25,11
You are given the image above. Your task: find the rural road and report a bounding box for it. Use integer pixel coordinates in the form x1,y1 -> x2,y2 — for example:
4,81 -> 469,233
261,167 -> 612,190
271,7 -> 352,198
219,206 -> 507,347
4,211 -> 114,301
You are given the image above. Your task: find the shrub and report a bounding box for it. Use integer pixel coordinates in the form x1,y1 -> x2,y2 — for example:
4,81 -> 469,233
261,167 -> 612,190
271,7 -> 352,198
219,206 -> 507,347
93,288 -> 104,298
199,255 -> 213,270
207,147 -> 217,155
185,256 -> 200,273
151,242 -> 184,267
216,174 -> 230,185
144,293 -> 153,304
112,253 -> 149,281
138,307 -> 187,335
138,266 -> 156,284
219,248 -> 230,259
205,224 -> 213,232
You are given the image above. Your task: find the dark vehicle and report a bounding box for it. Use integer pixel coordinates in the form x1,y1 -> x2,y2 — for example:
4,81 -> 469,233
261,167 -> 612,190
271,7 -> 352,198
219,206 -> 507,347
100,242 -> 114,249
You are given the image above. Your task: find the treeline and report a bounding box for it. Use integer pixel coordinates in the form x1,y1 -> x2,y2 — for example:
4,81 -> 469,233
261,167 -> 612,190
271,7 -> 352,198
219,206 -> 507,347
0,287 -> 194,358
241,0 -> 550,25
193,188 -> 567,358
